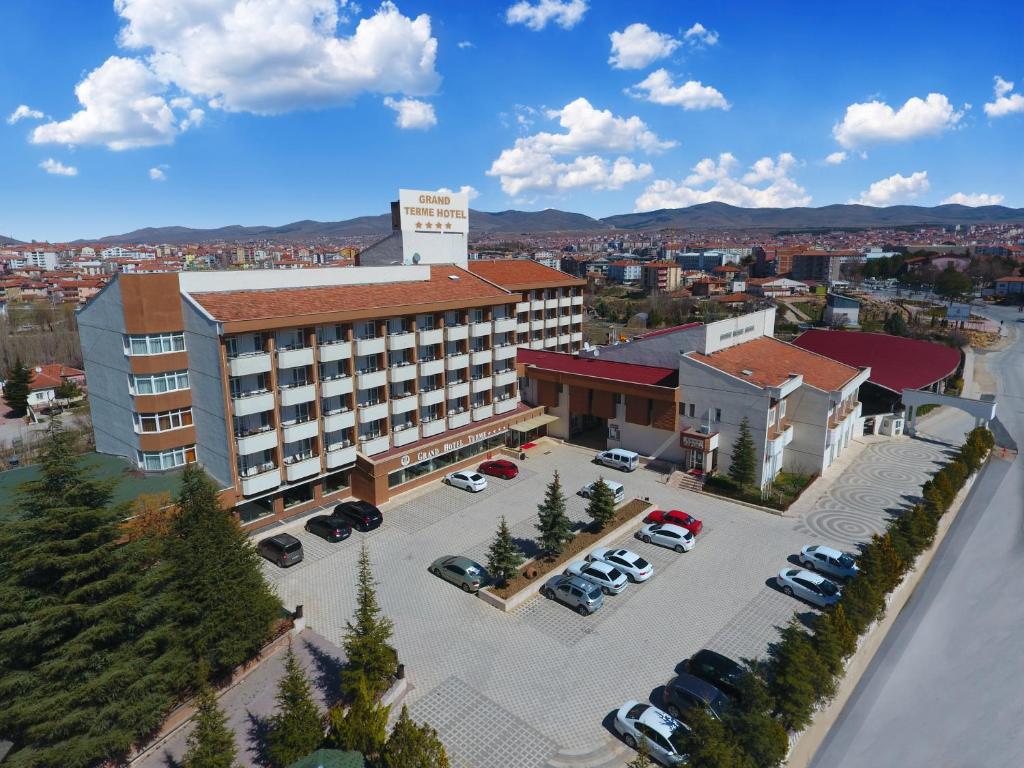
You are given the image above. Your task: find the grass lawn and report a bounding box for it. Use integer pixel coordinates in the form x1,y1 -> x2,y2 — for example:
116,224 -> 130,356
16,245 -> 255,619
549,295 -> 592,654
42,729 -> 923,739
703,471 -> 815,511
790,301 -> 824,322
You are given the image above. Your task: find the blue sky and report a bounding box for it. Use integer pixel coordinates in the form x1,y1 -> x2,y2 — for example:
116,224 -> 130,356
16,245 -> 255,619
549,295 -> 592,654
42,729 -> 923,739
2,0 -> 1022,241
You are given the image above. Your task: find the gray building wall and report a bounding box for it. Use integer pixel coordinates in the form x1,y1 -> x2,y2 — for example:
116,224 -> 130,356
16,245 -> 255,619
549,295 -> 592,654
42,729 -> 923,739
781,385 -> 828,476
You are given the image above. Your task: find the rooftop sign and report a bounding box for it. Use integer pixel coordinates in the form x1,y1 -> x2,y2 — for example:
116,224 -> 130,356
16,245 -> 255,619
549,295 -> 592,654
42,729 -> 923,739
398,189 -> 469,236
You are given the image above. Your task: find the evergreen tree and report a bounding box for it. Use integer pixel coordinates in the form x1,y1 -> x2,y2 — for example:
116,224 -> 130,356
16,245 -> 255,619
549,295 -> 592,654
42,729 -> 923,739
2,358 -> 31,416
625,735 -> 653,768
858,533 -> 903,596
535,470 -> 573,557
723,671 -> 788,768
266,644 -> 324,768
164,465 -> 282,683
811,605 -> 858,678
768,619 -> 833,732
182,686 -> 238,768
486,516 -> 525,588
380,705 -> 450,768
584,477 -> 617,530
327,674 -> 388,758
883,312 -> 907,337
839,573 -> 884,635
728,417 -> 756,487
341,543 -> 397,700
678,707 -> 744,768
55,379 -> 82,400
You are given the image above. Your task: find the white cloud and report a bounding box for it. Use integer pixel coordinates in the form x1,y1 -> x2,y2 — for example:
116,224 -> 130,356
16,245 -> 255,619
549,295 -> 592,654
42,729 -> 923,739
149,165 -> 168,181
436,185 -> 479,200
457,40 -> 473,49
505,0 -> 587,31
530,97 -> 674,155
851,171 -> 930,206
683,22 -> 718,46
983,76 -> 1024,117
941,192 -> 1005,206
824,151 -> 847,165
833,93 -> 963,148
627,69 -> 729,111
383,96 -> 436,129
31,56 -> 203,150
39,158 -> 78,176
608,23 -> 679,70
7,105 -> 44,124
634,152 -> 811,211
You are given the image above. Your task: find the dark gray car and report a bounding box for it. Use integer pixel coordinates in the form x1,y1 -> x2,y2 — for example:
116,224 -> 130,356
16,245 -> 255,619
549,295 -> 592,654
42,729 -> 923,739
430,555 -> 489,592
258,533 -> 304,568
541,574 -> 605,615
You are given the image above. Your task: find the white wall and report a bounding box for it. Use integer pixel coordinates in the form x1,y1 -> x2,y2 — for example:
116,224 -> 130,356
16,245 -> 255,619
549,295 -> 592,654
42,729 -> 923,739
179,265 -> 431,294
608,402 -> 684,463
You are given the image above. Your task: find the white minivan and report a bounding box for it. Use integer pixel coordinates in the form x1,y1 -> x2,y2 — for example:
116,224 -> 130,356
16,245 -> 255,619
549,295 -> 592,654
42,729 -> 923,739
595,448 -> 640,472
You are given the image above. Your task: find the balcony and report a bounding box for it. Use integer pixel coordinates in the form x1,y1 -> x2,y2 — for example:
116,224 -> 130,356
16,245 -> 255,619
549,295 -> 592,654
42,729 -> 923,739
493,316 -> 516,334
530,299 -> 544,311
389,363 -> 417,383
280,383 -> 315,407
571,312 -> 584,325
472,404 -> 494,421
420,388 -> 445,407
530,319 -> 545,332
445,353 -> 469,371
529,340 -> 544,350
387,331 -> 416,351
447,381 -> 470,399
323,409 -> 355,432
517,321 -> 530,334
418,327 -> 443,346
544,298 -> 558,309
572,295 -> 583,306
493,369 -> 516,387
392,424 -> 419,447
277,346 -> 314,369
236,427 -> 277,455
470,321 -> 492,338
494,397 -> 518,414
359,435 -> 390,456
325,444 -> 357,468
448,410 -> 471,429
240,464 -> 280,496
317,340 -> 352,362
471,376 -> 493,393
228,351 -> 271,377
445,324 -> 469,342
544,317 -> 559,329
421,418 -> 445,438
558,315 -> 572,326
357,369 -> 387,390
358,401 -> 388,423
470,349 -> 493,366
285,455 -> 320,482
543,336 -> 558,348
494,344 -> 518,361
282,418 -> 318,444
571,331 -> 583,343
768,420 -> 794,454
419,358 -> 444,377
557,334 -> 571,346
233,390 -> 275,417
558,296 -> 572,308
320,375 -> 353,398
354,336 -> 385,356
391,394 -> 417,415
516,301 -> 530,314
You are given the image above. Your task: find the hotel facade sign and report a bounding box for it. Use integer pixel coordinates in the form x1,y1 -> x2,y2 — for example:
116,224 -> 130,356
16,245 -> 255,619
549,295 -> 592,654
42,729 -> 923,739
399,188 -> 469,235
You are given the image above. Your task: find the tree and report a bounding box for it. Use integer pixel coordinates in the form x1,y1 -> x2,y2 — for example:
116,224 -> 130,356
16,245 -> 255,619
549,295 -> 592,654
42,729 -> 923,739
724,671 -> 789,768
729,417 -> 757,487
535,470 -> 573,557
625,735 -> 653,768
811,604 -> 858,678
341,543 -> 397,700
678,707 -> 745,768
883,312 -> 908,337
768,619 -> 833,732
934,264 -> 973,299
839,572 -> 885,635
380,705 -> 450,768
327,674 -> 388,758
2,358 -> 31,416
164,465 -> 282,683
266,644 -> 324,768
585,477 -> 617,530
55,379 -> 81,400
182,686 -> 238,768
486,516 -> 525,588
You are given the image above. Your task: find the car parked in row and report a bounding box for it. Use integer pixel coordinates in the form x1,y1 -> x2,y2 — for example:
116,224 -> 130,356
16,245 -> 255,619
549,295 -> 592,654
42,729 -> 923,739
682,649 -> 746,700
541,574 -> 604,615
662,673 -> 730,720
304,514 -> 353,542
645,509 -> 703,536
430,555 -> 488,593
445,470 -> 488,492
799,544 -> 859,581
595,448 -> 640,472
637,522 -> 695,553
578,479 -> 625,504
478,458 -> 519,479
257,533 -> 304,568
565,560 -> 628,595
614,701 -> 689,766
333,500 -> 383,532
776,567 -> 841,608
586,547 -> 653,582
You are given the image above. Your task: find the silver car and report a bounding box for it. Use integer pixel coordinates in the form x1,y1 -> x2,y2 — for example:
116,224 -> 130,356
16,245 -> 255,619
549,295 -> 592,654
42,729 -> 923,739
541,574 -> 605,615
799,544 -> 859,581
637,523 -> 695,553
614,700 -> 689,766
587,547 -> 653,582
776,568 -> 841,608
565,559 -> 628,595
430,555 -> 488,593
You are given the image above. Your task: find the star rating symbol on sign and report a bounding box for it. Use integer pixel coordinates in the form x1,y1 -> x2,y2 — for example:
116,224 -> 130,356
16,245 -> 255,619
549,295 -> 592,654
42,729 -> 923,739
445,222 -> 452,230
416,222 -> 422,229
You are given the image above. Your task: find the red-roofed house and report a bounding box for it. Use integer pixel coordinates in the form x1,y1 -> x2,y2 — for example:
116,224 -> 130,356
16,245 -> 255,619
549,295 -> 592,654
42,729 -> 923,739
25,364 -> 86,409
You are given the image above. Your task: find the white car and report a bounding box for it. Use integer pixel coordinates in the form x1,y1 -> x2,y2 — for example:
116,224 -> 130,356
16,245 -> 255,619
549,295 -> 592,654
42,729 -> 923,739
614,700 -> 689,766
636,523 -> 695,553
444,471 -> 487,492
799,544 -> 859,581
776,567 -> 841,608
587,547 -> 653,582
564,559 -> 628,595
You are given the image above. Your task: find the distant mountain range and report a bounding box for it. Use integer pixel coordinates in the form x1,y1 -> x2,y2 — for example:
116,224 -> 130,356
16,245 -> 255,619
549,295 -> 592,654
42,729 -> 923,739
0,235 -> 23,245
60,202 -> 1024,244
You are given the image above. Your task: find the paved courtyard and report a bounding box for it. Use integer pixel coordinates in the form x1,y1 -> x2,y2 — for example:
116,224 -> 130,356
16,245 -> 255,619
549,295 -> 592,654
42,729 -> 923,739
259,429 -> 965,768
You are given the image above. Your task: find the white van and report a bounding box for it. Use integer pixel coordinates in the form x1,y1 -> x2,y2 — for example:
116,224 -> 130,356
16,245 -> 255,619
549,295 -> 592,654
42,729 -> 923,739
580,479 -> 626,504
595,449 -> 640,472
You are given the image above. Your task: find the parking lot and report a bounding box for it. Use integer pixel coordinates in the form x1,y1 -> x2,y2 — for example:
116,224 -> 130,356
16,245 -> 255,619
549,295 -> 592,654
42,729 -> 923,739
259,434 -> 959,768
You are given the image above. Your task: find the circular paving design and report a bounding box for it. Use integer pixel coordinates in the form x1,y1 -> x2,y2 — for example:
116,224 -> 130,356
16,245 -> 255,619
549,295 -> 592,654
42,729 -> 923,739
800,507 -> 884,546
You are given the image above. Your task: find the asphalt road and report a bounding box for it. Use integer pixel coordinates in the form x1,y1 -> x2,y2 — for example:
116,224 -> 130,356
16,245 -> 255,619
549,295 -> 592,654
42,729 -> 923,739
810,306 -> 1024,768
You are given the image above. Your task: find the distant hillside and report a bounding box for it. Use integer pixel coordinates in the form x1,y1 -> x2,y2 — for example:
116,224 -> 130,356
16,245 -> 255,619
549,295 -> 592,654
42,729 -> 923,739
91,201 -> 1024,243
0,235 -> 24,245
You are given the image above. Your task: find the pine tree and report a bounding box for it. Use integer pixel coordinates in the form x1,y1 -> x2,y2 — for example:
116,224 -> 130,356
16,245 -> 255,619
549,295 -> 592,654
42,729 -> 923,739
768,619 -> 833,732
2,358 -> 32,417
625,735 -> 653,768
883,312 -> 907,336
164,465 -> 282,682
486,516 -> 525,588
327,674 -> 389,758
839,572 -> 884,635
341,543 -> 397,700
535,470 -> 573,557
266,643 -> 324,768
678,706 -> 744,768
182,686 -> 238,768
380,705 -> 450,768
723,671 -> 788,768
728,417 -> 757,487
811,604 -> 858,678
585,477 -> 617,530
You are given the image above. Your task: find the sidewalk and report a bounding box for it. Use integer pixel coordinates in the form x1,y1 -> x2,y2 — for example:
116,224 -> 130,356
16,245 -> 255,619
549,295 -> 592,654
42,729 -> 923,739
784,434 -> 885,518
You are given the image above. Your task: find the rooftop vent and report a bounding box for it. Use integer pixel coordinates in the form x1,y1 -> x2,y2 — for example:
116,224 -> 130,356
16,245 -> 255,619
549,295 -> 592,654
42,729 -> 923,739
448,275 -> 460,281
741,369 -> 753,376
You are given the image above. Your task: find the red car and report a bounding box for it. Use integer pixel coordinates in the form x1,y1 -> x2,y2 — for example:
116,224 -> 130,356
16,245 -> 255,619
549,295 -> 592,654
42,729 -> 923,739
478,459 -> 519,479
646,509 -> 703,535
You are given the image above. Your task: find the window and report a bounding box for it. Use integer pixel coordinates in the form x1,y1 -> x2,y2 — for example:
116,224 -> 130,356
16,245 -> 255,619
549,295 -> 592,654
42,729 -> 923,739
125,332 -> 185,356
139,445 -> 196,471
470,308 -> 485,323
688,403 -> 695,418
417,314 -> 435,331
714,408 -> 722,423
130,370 -> 189,395
356,321 -> 377,340
136,408 -> 193,433
779,398 -> 787,418
678,402 -> 686,417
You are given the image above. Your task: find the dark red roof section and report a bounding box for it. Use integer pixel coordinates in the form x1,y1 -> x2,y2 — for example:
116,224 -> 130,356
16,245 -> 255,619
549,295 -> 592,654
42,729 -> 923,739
792,330 -> 960,393
518,349 -> 677,387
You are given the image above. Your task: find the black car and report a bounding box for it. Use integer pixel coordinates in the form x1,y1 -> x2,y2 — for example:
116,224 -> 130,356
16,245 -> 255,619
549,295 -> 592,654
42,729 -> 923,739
333,500 -> 383,531
258,533 -> 304,568
304,514 -> 353,542
682,649 -> 745,699
662,673 -> 730,720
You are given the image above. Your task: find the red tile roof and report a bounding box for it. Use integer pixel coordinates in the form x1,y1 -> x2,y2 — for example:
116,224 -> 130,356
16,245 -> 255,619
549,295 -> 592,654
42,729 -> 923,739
518,348 -> 678,387
688,336 -> 861,391
467,259 -> 583,289
792,330 -> 959,393
29,364 -> 85,391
